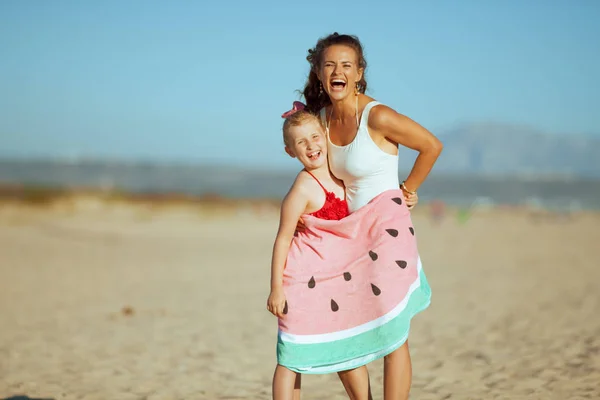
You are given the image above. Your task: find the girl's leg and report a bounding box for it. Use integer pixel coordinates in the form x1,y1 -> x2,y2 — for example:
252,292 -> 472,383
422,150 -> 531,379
293,373 -> 301,400
337,365 -> 373,400
383,341 -> 412,400
273,364 -> 301,400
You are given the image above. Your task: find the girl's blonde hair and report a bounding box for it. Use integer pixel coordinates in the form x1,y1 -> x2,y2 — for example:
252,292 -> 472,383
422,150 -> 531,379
282,111 -> 323,147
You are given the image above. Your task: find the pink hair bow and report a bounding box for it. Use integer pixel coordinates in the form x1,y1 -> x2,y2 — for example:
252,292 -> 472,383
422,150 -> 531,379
281,101 -> 306,118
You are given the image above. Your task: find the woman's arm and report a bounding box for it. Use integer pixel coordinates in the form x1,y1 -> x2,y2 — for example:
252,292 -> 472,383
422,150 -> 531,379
267,182 -> 309,317
369,106 -> 443,192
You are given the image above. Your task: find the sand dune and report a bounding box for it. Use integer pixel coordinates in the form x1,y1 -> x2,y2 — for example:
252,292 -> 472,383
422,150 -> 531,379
0,197 -> 599,399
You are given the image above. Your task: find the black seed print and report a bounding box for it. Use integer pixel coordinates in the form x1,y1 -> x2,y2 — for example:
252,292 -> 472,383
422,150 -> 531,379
371,284 -> 381,296
283,301 -> 288,315
308,276 -> 316,289
396,260 -> 408,269
343,272 -> 352,281
409,227 -> 415,236
386,229 -> 399,237
331,299 -> 339,312
392,197 -> 403,205
369,251 -> 378,261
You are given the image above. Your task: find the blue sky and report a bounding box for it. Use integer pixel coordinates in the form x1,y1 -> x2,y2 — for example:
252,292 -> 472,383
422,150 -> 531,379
1,0 -> 599,167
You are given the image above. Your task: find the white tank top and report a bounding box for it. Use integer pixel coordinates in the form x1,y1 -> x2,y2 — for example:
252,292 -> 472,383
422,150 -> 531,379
321,101 -> 400,213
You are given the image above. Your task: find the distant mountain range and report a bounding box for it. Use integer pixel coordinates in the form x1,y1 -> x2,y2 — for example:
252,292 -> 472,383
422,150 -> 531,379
400,122 -> 600,178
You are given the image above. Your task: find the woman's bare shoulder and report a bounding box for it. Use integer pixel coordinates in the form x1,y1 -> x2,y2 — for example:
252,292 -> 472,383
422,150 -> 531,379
359,93 -> 377,107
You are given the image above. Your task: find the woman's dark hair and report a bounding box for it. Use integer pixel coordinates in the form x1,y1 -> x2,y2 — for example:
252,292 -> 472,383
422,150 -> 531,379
302,32 -> 368,114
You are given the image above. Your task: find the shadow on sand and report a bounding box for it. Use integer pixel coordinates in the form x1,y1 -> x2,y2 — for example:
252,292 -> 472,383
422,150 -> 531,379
1,396 -> 55,400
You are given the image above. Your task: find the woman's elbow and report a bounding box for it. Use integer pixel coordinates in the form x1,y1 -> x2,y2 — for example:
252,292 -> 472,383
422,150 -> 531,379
425,136 -> 443,157
434,137 -> 444,155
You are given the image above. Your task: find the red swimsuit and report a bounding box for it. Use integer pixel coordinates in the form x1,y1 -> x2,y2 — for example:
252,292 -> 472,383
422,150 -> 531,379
306,171 -> 350,221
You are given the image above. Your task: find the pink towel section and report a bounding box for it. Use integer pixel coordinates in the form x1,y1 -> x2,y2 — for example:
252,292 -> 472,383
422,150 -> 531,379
279,189 -> 420,336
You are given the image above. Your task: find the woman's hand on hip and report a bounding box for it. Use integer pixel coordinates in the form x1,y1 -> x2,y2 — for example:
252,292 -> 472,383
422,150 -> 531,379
404,190 -> 418,210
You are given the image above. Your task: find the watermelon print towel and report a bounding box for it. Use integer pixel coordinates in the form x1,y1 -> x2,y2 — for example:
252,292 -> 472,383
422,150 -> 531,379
277,189 -> 431,374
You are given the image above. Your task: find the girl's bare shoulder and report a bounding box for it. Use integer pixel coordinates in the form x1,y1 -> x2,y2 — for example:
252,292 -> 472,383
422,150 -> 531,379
286,170 -> 320,199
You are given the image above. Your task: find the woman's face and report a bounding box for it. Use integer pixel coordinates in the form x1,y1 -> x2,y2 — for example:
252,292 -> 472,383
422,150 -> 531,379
318,44 -> 363,102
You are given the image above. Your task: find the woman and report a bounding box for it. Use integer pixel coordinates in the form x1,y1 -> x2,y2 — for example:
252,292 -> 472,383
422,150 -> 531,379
302,32 -> 442,400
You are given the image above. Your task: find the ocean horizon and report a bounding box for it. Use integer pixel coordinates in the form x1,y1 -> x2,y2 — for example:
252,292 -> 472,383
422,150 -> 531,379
1,159 -> 599,211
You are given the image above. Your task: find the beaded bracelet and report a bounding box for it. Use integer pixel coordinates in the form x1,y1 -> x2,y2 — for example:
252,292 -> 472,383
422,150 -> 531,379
401,181 -> 417,195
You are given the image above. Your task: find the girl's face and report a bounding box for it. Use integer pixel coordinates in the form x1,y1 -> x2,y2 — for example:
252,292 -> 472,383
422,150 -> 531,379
318,44 -> 363,102
285,120 -> 327,170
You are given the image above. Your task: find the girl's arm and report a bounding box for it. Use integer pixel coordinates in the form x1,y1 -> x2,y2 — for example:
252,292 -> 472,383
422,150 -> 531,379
267,181 -> 309,317
369,106 -> 443,193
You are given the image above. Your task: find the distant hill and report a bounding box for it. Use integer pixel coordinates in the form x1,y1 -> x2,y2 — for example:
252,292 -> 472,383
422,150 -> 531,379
398,122 -> 600,178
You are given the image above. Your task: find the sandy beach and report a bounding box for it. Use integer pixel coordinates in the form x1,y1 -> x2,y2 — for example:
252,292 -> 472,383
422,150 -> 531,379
1,195 -> 599,400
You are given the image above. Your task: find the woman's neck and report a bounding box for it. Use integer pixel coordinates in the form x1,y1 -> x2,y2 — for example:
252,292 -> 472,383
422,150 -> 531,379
330,95 -> 358,123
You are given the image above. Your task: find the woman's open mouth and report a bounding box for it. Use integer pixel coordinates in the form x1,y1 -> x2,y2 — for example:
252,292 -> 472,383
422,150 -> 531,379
330,79 -> 346,91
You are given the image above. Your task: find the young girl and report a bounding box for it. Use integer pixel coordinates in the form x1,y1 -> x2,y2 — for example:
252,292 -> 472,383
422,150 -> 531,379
267,102 -> 371,400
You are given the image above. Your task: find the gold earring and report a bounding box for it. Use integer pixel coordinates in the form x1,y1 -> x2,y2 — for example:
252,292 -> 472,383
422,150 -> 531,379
319,82 -> 323,95
355,82 -> 360,96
